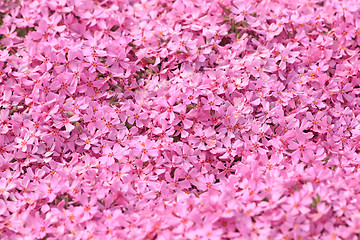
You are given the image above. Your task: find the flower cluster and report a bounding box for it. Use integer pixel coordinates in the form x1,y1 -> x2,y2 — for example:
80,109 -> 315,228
1,0 -> 360,239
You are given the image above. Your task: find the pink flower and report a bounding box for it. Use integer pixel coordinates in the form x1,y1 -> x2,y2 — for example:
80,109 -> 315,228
189,126 -> 216,150
201,93 -> 223,111
77,133 -> 99,150
287,130 -> 316,161
127,105 -> 148,128
50,72 -> 77,95
169,32 -> 197,53
14,132 -> 35,152
100,143 -> 126,165
131,136 -> 159,162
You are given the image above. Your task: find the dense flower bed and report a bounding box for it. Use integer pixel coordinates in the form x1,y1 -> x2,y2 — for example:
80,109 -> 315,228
1,0 -> 360,239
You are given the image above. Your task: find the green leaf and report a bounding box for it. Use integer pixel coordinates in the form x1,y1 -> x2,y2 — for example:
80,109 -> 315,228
311,194 -> 321,208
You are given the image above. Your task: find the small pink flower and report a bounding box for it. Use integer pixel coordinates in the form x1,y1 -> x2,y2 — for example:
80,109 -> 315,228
201,93 -> 223,111
14,132 -> 35,152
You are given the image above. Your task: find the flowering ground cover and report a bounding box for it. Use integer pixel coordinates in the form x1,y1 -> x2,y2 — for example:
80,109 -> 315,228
1,0 -> 360,239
